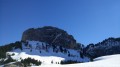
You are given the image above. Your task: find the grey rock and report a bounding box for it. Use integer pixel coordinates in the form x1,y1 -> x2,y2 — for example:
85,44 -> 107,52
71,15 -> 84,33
21,26 -> 78,49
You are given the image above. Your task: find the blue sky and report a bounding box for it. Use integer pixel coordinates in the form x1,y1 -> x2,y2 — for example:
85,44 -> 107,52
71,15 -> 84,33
0,0 -> 120,45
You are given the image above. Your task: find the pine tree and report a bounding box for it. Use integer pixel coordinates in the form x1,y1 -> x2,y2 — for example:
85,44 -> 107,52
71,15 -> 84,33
80,52 -> 84,58
59,46 -> 63,52
51,60 -> 53,64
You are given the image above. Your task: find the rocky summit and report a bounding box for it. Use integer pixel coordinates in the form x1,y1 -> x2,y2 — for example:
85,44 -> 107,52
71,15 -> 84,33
21,26 -> 79,49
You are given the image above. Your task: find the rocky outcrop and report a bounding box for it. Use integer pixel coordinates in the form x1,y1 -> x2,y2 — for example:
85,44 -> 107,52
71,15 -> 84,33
21,26 -> 79,49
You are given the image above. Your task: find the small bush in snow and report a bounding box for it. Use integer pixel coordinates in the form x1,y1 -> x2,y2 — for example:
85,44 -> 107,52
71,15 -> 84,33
21,57 -> 41,66
0,56 -> 16,65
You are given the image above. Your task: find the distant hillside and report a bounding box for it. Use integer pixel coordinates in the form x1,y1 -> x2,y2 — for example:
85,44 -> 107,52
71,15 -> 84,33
85,37 -> 120,58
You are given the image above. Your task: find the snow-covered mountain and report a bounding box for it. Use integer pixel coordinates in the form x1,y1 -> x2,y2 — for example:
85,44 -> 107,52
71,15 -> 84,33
0,26 -> 120,66
5,41 -> 89,65
0,26 -> 90,66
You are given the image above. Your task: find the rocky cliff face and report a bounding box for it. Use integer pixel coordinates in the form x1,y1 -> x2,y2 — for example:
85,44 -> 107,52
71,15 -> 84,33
22,26 -> 79,49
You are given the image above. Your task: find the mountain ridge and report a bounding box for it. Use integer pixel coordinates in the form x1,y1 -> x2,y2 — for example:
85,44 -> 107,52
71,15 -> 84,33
85,37 -> 120,58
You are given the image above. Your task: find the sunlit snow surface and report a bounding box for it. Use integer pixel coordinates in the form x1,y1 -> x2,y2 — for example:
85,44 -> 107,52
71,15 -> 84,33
32,54 -> 120,67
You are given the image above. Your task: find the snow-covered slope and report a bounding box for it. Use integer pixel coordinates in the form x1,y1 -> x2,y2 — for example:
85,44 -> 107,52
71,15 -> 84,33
6,41 -> 89,64
32,54 -> 120,67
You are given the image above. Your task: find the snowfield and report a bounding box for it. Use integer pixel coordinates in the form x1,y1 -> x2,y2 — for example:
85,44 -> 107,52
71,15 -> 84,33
32,54 -> 120,67
6,41 -> 89,64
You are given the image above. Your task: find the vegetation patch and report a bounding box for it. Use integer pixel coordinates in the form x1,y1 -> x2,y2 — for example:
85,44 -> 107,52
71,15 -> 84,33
21,57 -> 41,66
